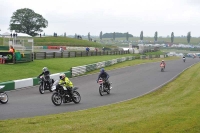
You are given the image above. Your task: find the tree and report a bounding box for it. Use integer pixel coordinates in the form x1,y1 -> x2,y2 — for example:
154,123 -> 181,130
100,31 -> 102,40
187,32 -> 191,44
64,32 -> 66,37
102,32 -> 133,38
88,32 -> 91,41
126,32 -> 129,41
113,32 -> 115,40
154,31 -> 158,42
140,31 -> 143,41
171,32 -> 174,43
9,8 -> 48,36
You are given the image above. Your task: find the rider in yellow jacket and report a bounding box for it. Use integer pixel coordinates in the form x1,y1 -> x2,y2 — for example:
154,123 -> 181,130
59,73 -> 74,96
59,73 -> 73,87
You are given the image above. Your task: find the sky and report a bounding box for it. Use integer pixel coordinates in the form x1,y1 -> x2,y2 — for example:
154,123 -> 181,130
0,0 -> 200,37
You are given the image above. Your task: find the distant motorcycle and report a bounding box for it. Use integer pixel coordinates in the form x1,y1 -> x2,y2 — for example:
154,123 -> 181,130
51,80 -> 81,106
160,64 -> 165,72
38,75 -> 54,94
98,78 -> 111,96
183,57 -> 186,62
0,85 -> 9,104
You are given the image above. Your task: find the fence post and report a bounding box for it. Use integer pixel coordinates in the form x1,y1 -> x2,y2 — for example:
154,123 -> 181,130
53,52 -> 56,58
44,52 -> 46,59
81,51 -> 82,57
75,51 -> 76,57
68,52 -> 70,57
34,52 -> 36,59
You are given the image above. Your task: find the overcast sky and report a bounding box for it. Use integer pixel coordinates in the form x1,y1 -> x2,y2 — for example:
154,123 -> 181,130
0,0 -> 200,37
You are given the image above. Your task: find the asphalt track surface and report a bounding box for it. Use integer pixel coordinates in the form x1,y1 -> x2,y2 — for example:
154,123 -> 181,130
0,58 -> 199,120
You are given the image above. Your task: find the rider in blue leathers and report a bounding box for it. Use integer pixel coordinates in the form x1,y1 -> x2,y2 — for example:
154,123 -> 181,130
97,68 -> 111,90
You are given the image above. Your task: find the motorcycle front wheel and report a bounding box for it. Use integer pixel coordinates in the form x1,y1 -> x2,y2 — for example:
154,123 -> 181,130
107,87 -> 110,94
0,92 -> 9,104
72,91 -> 81,104
99,85 -> 104,96
39,84 -> 45,94
51,92 -> 62,106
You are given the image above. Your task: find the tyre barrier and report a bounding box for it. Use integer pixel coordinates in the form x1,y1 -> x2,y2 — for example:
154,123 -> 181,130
71,56 -> 135,77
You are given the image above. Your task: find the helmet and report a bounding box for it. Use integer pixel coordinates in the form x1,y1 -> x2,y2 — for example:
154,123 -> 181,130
162,60 -> 164,62
100,68 -> 105,72
59,73 -> 65,80
42,67 -> 48,72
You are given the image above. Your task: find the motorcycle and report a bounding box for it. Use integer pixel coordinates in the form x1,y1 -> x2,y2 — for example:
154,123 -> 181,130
51,80 -> 81,106
38,75 -> 54,94
98,78 -> 111,96
0,85 -> 9,104
160,64 -> 165,72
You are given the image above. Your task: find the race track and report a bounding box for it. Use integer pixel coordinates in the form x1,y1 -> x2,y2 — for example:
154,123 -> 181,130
0,58 -> 199,120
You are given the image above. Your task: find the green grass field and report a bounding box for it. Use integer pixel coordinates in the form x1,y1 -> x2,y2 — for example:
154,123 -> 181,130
1,36 -> 200,48
0,51 -> 164,82
1,56 -> 200,133
99,36 -> 200,45
0,37 -> 114,48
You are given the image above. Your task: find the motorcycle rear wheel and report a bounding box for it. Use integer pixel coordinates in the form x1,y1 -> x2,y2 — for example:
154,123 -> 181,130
72,91 -> 81,104
39,84 -> 45,94
51,92 -> 62,106
99,86 -> 104,96
0,92 -> 8,104
47,83 -> 53,92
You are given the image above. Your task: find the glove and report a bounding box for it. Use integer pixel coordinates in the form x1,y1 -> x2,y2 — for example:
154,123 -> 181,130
60,82 -> 66,85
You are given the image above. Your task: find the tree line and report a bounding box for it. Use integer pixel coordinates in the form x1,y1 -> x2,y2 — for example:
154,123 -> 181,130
9,8 -> 192,44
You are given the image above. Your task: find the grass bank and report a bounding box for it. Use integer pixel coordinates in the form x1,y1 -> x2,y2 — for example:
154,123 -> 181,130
0,57 -> 199,133
0,54 -> 132,82
0,37 -> 115,49
0,51 -> 164,82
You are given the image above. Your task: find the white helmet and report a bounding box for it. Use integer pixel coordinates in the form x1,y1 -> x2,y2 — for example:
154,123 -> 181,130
59,73 -> 65,80
42,67 -> 48,72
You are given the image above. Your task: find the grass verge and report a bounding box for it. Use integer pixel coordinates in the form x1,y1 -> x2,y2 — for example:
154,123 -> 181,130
0,53 -> 172,82
0,54 -> 133,82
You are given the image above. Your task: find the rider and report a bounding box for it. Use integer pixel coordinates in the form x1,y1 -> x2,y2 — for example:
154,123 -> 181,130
59,73 -> 74,96
97,68 -> 111,89
38,67 -> 52,84
183,55 -> 186,60
160,60 -> 166,68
